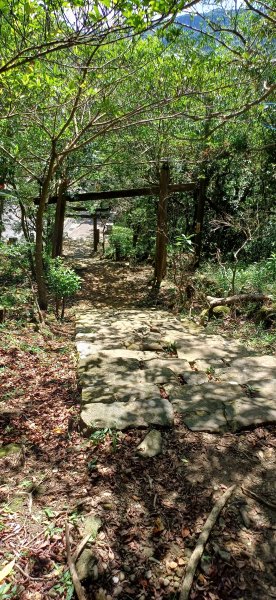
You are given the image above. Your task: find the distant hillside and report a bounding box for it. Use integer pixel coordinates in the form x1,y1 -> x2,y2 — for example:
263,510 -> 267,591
176,8 -> 235,33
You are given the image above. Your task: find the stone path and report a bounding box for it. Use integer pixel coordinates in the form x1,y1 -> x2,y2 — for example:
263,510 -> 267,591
76,308 -> 276,433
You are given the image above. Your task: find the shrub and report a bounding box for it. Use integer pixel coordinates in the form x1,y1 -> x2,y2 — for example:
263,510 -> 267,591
0,241 -> 33,284
47,258 -> 81,319
106,226 -> 133,260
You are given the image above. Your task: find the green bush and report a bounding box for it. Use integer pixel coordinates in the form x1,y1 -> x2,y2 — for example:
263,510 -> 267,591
0,241 -> 33,284
0,242 -> 33,313
196,258 -> 276,298
106,226 -> 133,260
47,257 -> 81,319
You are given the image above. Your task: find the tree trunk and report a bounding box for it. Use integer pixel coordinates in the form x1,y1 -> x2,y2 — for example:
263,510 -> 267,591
35,142 -> 57,310
52,180 -> 67,258
207,293 -> 271,308
154,162 -> 169,287
18,199 -> 36,279
0,197 -> 4,240
193,177 -> 207,270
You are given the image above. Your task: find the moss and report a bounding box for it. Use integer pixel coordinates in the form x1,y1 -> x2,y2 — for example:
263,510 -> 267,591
213,305 -> 231,317
0,443 -> 21,458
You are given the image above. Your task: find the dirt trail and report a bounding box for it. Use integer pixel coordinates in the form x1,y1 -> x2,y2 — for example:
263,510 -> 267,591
0,242 -> 275,600
65,240 -> 154,310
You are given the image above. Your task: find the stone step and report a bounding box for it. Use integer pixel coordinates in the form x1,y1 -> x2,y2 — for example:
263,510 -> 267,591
76,308 -> 276,433
81,397 -> 174,431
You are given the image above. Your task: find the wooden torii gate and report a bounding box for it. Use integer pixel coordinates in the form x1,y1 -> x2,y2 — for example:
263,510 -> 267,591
36,163 -> 196,287
67,207 -> 110,252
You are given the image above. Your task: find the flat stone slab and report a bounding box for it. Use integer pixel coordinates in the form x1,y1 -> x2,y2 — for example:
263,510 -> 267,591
217,356 -> 276,384
79,354 -> 202,391
80,397 -> 174,430
231,394 -> 276,430
193,358 -> 231,371
174,334 -> 251,362
76,308 -> 275,432
78,348 -> 157,367
82,382 -> 161,404
232,355 -> 276,369
168,382 -> 276,432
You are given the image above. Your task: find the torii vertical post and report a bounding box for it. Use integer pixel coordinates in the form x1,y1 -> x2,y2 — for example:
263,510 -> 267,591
154,162 -> 169,287
93,214 -> 99,252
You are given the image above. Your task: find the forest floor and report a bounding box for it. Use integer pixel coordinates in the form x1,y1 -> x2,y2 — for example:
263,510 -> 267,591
0,244 -> 275,600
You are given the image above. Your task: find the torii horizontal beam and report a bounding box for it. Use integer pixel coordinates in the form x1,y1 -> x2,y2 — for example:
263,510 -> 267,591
67,214 -> 93,218
70,206 -> 111,213
34,182 -> 196,206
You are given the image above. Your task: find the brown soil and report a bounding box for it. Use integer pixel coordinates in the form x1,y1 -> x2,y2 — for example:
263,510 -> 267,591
0,247 -> 275,600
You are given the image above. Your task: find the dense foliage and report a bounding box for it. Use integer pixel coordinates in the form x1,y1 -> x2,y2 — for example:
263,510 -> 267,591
0,0 -> 275,314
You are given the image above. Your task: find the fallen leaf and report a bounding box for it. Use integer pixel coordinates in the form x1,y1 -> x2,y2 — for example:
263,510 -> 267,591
153,517 -> 165,535
181,527 -> 190,538
0,559 -> 15,583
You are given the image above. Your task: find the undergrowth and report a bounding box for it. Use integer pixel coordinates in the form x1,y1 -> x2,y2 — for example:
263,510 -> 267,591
195,259 -> 276,298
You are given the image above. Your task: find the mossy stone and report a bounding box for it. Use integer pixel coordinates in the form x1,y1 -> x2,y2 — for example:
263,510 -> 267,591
213,306 -> 231,317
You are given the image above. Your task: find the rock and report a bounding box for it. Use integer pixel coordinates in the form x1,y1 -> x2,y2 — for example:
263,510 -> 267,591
113,586 -> 123,597
193,358 -> 230,371
76,308 -> 275,434
174,333 -> 249,362
167,560 -> 178,570
83,515 -> 101,539
213,306 -> 231,317
142,546 -> 154,558
232,355 -> 276,371
76,549 -> 96,581
141,341 -> 164,351
231,388 -> 276,430
256,304 -> 276,326
136,430 -> 162,458
141,358 -> 188,384
81,397 -> 174,431
218,356 -> 276,385
82,382 -> 161,405
166,370 -> 208,387
169,382 -> 246,432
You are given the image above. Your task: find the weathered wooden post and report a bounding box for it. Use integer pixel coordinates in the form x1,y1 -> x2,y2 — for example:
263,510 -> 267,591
154,162 -> 169,287
93,214 -> 99,252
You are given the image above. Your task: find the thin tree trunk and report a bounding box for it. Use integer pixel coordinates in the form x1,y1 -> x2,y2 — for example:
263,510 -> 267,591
61,296 -> 65,320
35,142 -> 56,310
0,197 -> 4,240
18,199 -> 36,278
52,179 -> 67,258
192,177 -> 207,270
192,113 -> 211,271
154,162 -> 169,287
